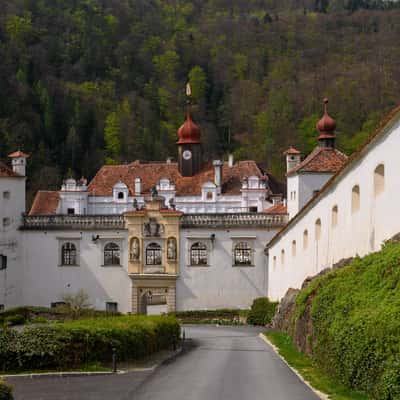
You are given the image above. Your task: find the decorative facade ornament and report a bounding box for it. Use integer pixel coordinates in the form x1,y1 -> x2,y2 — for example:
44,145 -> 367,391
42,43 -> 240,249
167,237 -> 177,261
143,218 -> 164,237
130,237 -> 140,261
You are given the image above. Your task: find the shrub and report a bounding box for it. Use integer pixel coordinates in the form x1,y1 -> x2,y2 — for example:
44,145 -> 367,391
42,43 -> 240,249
0,379 -> 13,400
0,315 -> 180,372
4,314 -> 26,326
171,309 -> 248,324
247,297 -> 278,326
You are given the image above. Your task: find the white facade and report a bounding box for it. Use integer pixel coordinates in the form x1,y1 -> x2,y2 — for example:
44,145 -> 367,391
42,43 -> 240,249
0,176 -> 26,309
177,227 -> 276,310
268,111 -> 400,301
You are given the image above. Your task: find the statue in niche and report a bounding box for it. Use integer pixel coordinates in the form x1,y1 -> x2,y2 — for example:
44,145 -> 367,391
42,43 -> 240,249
130,237 -> 140,261
133,198 -> 138,210
143,218 -> 164,237
167,237 -> 177,261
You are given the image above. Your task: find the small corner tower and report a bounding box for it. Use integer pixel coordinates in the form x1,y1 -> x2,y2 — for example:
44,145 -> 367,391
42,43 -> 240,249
8,150 -> 30,177
316,98 -> 336,148
177,83 -> 202,177
284,147 -> 302,173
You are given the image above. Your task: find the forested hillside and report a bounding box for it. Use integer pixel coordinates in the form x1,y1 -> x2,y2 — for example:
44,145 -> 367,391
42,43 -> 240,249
0,0 -> 399,202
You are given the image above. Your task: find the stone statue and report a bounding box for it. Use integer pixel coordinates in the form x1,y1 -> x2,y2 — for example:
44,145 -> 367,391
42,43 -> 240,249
130,238 -> 140,261
167,238 -> 177,260
133,198 -> 138,210
143,218 -> 164,237
150,186 -> 158,198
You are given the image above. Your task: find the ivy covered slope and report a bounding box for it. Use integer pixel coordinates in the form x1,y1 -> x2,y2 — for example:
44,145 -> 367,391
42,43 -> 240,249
0,1 -> 400,204
284,242 -> 400,399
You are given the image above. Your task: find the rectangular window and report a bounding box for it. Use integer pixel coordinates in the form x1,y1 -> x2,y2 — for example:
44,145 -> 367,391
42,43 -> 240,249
2,218 -> 10,228
249,206 -> 258,213
0,255 -> 7,270
233,242 -> 253,266
106,302 -> 118,312
67,208 -> 75,215
3,191 -> 10,199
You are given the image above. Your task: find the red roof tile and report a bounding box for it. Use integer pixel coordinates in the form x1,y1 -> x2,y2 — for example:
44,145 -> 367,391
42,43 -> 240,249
287,147 -> 347,176
284,147 -> 301,155
264,203 -> 287,215
0,162 -> 20,178
88,160 -> 265,197
8,150 -> 30,158
29,191 -> 60,215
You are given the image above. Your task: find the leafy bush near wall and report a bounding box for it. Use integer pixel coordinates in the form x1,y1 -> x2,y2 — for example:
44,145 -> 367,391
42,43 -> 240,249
171,309 -> 249,324
247,298 -> 278,326
290,242 -> 400,399
0,379 -> 13,400
0,315 -> 180,372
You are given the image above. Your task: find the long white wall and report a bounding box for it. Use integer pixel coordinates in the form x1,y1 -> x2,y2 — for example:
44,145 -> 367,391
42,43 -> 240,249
0,177 -> 25,308
268,114 -> 400,301
20,230 -> 132,312
178,227 -> 277,310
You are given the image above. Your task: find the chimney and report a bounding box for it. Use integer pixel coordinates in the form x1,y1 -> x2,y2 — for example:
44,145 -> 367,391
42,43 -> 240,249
213,160 -> 223,194
228,154 -> 234,168
284,147 -> 301,173
134,177 -> 141,195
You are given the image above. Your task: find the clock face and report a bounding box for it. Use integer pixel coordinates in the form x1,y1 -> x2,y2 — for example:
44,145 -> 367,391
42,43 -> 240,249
183,150 -> 192,160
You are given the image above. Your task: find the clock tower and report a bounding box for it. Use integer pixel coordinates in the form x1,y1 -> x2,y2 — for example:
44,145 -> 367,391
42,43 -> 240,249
177,88 -> 202,177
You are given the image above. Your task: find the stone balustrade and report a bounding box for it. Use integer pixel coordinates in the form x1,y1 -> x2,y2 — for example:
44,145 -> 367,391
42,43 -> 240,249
180,213 -> 288,228
21,214 -> 125,230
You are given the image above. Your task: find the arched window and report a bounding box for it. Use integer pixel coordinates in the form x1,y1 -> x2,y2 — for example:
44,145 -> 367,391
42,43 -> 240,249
146,243 -> 162,265
104,242 -> 120,266
130,237 -> 140,261
315,219 -> 322,241
273,256 -> 277,269
374,164 -> 385,197
206,192 -> 213,200
118,192 -> 124,199
303,230 -> 308,250
332,205 -> 338,228
352,185 -> 360,213
292,240 -> 296,257
281,249 -> 285,266
234,242 -> 252,266
61,242 -> 77,266
190,242 -> 208,266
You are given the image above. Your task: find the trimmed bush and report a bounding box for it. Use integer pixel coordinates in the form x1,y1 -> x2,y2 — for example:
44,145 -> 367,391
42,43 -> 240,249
0,315 -> 180,372
0,379 -> 13,400
247,297 -> 278,326
171,309 -> 248,324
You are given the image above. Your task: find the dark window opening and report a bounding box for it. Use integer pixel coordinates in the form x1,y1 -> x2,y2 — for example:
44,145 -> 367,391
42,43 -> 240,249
234,242 -> 252,266
67,208 -> 75,215
249,206 -> 258,213
0,255 -> 7,270
146,243 -> 162,265
190,242 -> 208,266
104,243 -> 121,266
106,302 -> 118,312
0,304 -> 4,311
118,192 -> 124,199
3,191 -> 10,199
61,242 -> 77,266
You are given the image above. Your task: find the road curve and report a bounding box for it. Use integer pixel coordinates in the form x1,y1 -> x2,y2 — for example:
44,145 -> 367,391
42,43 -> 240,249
134,325 -> 320,400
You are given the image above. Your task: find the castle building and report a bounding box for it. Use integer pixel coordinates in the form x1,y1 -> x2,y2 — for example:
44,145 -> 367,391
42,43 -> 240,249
0,102 -> 287,313
267,103 -> 400,301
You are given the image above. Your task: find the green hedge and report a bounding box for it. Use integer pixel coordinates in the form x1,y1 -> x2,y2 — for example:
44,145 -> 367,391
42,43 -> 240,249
0,379 -> 13,400
0,315 -> 180,372
170,309 -> 248,324
247,298 -> 278,326
292,242 -> 400,399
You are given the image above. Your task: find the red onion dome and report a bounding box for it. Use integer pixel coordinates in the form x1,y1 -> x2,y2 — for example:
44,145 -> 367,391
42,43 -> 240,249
316,98 -> 336,138
177,111 -> 201,144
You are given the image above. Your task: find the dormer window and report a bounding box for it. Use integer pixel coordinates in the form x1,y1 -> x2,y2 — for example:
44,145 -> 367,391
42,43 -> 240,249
118,192 -> 124,200
248,176 -> 260,189
113,181 -> 128,202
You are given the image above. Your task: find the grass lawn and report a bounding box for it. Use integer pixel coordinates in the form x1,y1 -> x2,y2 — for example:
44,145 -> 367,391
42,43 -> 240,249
265,332 -> 367,400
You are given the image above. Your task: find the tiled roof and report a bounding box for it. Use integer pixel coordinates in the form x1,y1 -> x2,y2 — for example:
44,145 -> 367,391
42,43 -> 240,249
287,147 -> 347,176
8,150 -> 30,158
284,147 -> 301,155
267,104 -> 400,249
264,203 -> 287,215
88,160 -> 265,197
0,162 -> 20,177
29,191 -> 60,215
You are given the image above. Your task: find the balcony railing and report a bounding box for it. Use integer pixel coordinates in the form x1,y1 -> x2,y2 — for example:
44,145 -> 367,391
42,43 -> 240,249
180,213 -> 288,228
21,214 -> 125,230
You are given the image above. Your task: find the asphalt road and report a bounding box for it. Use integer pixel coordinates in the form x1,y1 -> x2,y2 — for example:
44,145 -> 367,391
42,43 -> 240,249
9,325 -> 319,400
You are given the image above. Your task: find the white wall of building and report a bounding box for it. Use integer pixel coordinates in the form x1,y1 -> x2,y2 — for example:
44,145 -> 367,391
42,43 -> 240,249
268,115 -> 400,301
20,230 -> 132,313
0,177 -> 25,308
177,227 -> 277,310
